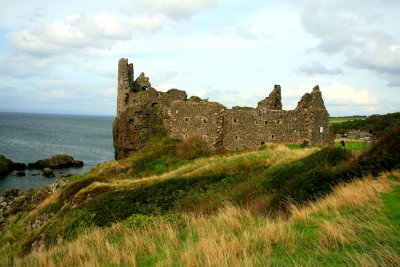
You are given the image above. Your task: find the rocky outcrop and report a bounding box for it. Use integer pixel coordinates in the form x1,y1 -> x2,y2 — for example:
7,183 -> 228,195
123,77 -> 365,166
0,155 -> 13,176
12,162 -> 27,171
0,177 -> 68,229
0,189 -> 19,227
16,171 -> 26,177
28,154 -> 83,170
42,168 -> 55,177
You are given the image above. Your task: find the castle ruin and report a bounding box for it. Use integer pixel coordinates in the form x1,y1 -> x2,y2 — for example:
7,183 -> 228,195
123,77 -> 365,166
113,58 -> 332,159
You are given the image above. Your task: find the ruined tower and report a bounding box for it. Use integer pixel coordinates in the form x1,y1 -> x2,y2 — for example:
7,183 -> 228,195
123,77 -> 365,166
113,58 -> 333,159
257,84 -> 282,110
117,58 -> 134,115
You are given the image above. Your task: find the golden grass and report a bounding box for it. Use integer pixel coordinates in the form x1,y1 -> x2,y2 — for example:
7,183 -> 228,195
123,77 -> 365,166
318,219 -> 356,250
3,162 -> 399,267
289,171 -> 399,221
86,144 -> 318,192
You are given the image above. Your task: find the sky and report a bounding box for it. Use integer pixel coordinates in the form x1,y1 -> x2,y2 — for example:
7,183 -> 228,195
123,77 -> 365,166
0,0 -> 399,116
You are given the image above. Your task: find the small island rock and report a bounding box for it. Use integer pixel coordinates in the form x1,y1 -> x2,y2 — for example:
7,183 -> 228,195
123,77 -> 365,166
28,154 -> 84,170
16,171 -> 26,177
42,168 -> 55,177
0,155 -> 13,177
12,162 -> 27,171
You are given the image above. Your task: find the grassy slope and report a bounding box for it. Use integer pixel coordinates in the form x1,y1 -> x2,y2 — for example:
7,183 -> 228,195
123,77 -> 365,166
0,130 -> 399,266
3,172 -> 400,266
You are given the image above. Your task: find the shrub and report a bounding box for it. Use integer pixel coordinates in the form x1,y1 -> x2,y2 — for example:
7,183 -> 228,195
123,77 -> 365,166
124,214 -> 156,228
264,147 -> 351,191
129,136 -> 210,177
175,136 -> 210,160
337,125 -> 400,180
40,201 -> 63,215
85,174 -> 227,227
264,147 -> 351,212
59,177 -> 100,202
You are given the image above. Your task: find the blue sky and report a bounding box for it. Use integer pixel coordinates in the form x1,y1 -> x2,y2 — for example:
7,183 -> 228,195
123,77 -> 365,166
0,0 -> 399,116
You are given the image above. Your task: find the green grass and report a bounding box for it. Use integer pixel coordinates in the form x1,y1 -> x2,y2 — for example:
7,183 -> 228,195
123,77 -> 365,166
334,141 -> 372,151
329,116 -> 366,125
383,186 -> 400,230
1,128 -> 400,266
7,175 -> 400,266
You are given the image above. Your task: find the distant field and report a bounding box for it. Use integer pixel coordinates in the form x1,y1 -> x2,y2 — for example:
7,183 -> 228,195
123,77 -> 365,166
334,141 -> 372,151
329,116 -> 366,125
287,142 -> 372,152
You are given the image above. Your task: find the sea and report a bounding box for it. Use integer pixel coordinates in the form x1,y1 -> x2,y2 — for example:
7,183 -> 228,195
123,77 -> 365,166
0,112 -> 115,192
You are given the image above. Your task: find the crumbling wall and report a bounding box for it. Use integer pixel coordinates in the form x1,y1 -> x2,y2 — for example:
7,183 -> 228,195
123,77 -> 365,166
167,100 -> 225,150
222,109 -> 311,151
257,85 -> 282,110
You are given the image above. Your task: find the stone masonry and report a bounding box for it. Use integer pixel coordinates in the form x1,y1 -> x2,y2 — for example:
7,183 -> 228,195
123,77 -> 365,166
113,58 -> 333,159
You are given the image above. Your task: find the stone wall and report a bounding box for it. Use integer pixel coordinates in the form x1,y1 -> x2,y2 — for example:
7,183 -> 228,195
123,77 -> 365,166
167,100 -> 225,150
113,58 -> 333,159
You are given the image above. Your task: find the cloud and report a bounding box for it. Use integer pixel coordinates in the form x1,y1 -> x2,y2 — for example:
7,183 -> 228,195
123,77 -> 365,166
235,25 -> 259,40
135,0 -> 216,20
8,12 -> 167,57
40,89 -> 71,99
292,0 -> 400,86
324,81 -> 378,106
285,82 -> 378,110
298,61 -> 343,75
0,55 -> 57,77
347,41 -> 400,75
19,7 -> 47,22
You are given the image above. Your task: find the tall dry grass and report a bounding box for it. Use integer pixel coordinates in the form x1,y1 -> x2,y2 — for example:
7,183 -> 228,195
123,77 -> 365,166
4,171 -> 399,267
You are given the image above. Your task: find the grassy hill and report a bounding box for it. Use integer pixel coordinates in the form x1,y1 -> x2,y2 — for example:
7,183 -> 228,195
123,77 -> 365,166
0,126 -> 399,266
329,112 -> 400,136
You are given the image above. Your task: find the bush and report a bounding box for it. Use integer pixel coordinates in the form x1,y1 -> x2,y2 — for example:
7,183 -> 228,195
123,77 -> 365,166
59,177 -> 100,202
129,136 -> 209,177
264,147 -> 351,212
124,214 -> 155,228
40,201 -> 63,215
85,174 -> 227,227
175,136 -> 210,160
264,147 -> 351,191
337,125 -> 400,180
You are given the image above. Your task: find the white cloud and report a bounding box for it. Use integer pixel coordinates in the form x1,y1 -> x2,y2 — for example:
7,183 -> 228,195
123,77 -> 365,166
8,12 -> 167,57
348,41 -> 400,75
235,25 -> 259,40
291,0 -> 400,86
0,55 -> 57,77
284,82 -> 378,111
40,89 -> 71,99
135,0 -> 216,19
324,81 -> 378,106
298,61 -> 343,75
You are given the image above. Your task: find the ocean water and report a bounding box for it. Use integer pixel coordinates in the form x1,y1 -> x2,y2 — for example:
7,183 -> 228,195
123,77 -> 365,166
0,112 -> 115,192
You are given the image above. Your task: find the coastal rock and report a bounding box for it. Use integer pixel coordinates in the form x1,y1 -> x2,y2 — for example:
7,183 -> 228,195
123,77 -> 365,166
12,162 -> 27,171
16,171 -> 26,177
0,177 -> 69,229
42,168 -> 55,177
0,189 -> 19,228
0,155 -> 13,176
28,154 -> 84,170
27,213 -> 54,231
